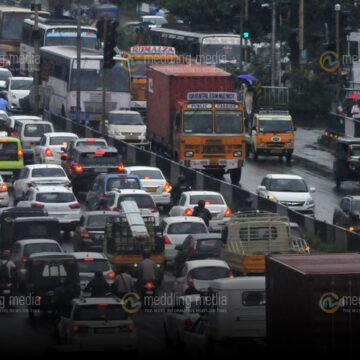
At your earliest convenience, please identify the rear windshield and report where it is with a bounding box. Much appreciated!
[0,142,18,161]
[106,177,141,191]
[190,195,224,205]
[77,259,111,273]
[32,168,66,178]
[118,195,154,208]
[73,305,128,321]
[87,215,117,227]
[196,239,223,252]
[168,222,207,235]
[80,152,119,166]
[49,136,76,146]
[24,243,61,256]
[242,291,266,306]
[24,124,52,137]
[190,266,229,280]
[0,120,9,132]
[130,170,163,180]
[36,192,76,203]
[14,222,59,241]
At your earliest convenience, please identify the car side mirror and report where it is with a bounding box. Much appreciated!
[309,187,316,193]
[257,185,266,193]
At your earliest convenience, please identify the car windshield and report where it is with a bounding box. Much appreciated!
[36,192,76,203]
[49,136,76,146]
[80,152,119,166]
[73,305,128,321]
[107,178,141,191]
[183,111,212,134]
[130,170,163,180]
[118,195,154,208]
[269,179,308,192]
[0,142,18,161]
[87,214,117,227]
[215,111,243,134]
[24,243,61,256]
[77,259,110,273]
[10,79,33,90]
[32,168,66,178]
[168,222,207,235]
[259,119,293,133]
[190,266,230,280]
[108,113,144,125]
[24,124,52,137]
[196,239,223,252]
[189,195,224,205]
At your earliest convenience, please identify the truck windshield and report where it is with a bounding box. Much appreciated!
[183,111,212,134]
[259,119,292,133]
[215,111,243,134]
[108,112,144,125]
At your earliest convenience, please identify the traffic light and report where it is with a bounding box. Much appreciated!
[243,31,250,39]
[103,20,119,69]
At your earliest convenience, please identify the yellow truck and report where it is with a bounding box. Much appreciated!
[221,211,310,275]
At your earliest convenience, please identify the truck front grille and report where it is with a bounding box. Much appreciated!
[267,142,285,148]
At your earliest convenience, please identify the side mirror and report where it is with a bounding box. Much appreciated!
[257,185,266,193]
[309,187,316,193]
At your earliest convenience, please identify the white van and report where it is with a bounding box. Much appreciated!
[204,277,266,342]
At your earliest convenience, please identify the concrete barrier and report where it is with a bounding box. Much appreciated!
[46,111,360,252]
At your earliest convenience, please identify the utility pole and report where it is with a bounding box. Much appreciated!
[335,4,341,103]
[271,0,276,87]
[102,17,108,138]
[244,0,249,62]
[32,0,41,115]
[299,0,304,71]
[76,0,81,123]
[239,0,244,72]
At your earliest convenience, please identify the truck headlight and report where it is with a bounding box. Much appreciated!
[233,151,242,157]
[287,142,293,148]
[185,151,194,157]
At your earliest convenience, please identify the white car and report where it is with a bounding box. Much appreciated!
[9,115,42,134]
[173,259,233,295]
[57,297,137,352]
[126,166,171,206]
[105,189,160,226]
[6,77,33,110]
[169,191,232,232]
[34,132,78,165]
[70,252,115,293]
[257,174,316,216]
[13,164,70,201]
[0,175,9,207]
[160,216,209,263]
[17,185,81,230]
[164,294,201,347]
[0,68,12,89]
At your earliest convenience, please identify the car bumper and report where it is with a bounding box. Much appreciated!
[55,214,82,229]
[289,206,315,216]
[42,157,61,165]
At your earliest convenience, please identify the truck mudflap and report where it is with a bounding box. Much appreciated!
[243,255,266,275]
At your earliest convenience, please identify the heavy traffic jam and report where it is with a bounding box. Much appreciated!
[0,1,360,358]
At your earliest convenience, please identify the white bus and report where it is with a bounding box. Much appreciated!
[147,27,242,68]
[20,17,98,76]
[40,46,131,123]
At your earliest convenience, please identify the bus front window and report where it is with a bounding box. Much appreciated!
[2,13,29,40]
[201,44,240,64]
[183,111,212,134]
[45,30,98,48]
[215,111,243,134]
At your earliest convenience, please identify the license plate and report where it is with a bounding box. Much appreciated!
[2,290,10,295]
[94,168,108,172]
[146,187,157,193]
[125,136,139,140]
[95,328,114,334]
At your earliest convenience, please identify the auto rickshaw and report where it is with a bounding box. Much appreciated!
[25,253,80,320]
[333,137,360,189]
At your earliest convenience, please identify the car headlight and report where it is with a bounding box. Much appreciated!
[305,198,314,206]
[185,151,194,157]
[233,151,242,157]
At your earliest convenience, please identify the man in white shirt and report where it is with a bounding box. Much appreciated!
[351,100,360,118]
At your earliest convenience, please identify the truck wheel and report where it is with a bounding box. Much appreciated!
[286,154,292,164]
[230,168,241,185]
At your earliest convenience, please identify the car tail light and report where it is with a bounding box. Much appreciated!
[17,149,23,157]
[185,208,193,216]
[184,318,193,328]
[94,151,105,156]
[10,132,15,136]
[83,257,94,262]
[97,303,109,308]
[45,148,53,156]
[145,281,155,290]
[62,153,68,158]
[73,325,88,333]
[31,203,44,208]
[69,203,80,209]
[112,207,120,211]
[21,256,28,263]
[117,164,125,172]
[81,228,90,239]
[0,184,8,193]
[205,201,211,205]
[107,271,115,280]
[187,273,194,288]
[74,164,84,173]
[36,295,43,301]
[150,206,158,213]
[163,182,171,193]
[86,138,96,142]
[225,208,232,217]
[164,236,172,245]
[229,271,235,279]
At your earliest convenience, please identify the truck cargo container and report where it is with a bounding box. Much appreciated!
[266,253,360,355]
[147,64,246,184]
